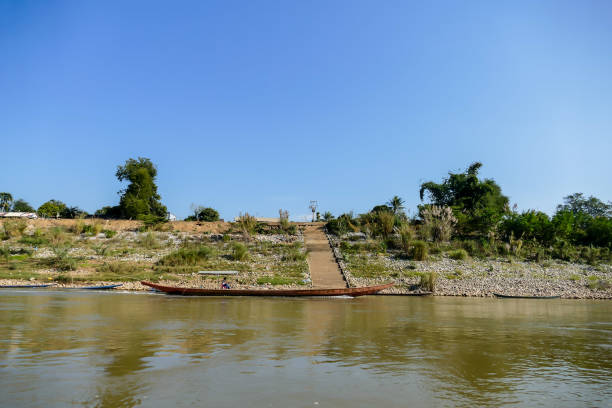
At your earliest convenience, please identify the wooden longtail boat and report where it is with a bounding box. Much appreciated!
[141,281,393,297]
[493,293,560,299]
[65,284,123,290]
[0,284,54,288]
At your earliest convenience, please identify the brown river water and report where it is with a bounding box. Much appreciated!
[0,290,610,407]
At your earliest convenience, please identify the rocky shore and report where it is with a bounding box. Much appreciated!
[327,234,612,299]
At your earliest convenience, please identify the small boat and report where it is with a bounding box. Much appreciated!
[0,284,54,288]
[493,293,560,299]
[141,281,393,297]
[64,284,123,290]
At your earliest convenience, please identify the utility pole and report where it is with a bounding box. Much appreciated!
[309,201,318,222]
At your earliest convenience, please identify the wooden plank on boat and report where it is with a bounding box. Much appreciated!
[198,271,239,275]
[493,293,560,299]
[141,281,393,297]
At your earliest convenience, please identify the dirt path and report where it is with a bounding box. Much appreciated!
[304,226,347,288]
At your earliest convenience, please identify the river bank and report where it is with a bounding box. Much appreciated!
[1,219,611,298]
[327,234,612,299]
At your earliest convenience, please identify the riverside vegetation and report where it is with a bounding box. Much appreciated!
[325,163,611,298]
[2,159,611,297]
[0,218,309,289]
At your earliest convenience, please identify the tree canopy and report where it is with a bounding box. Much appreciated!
[556,193,612,218]
[185,206,220,222]
[116,157,167,220]
[0,192,13,212]
[11,199,35,212]
[37,200,67,218]
[419,162,509,236]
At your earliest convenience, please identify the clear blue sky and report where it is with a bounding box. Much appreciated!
[1,0,611,220]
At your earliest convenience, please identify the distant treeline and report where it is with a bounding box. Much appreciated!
[325,162,611,261]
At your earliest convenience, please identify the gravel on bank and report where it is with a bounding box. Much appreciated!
[326,234,612,299]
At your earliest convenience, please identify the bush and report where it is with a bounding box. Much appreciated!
[448,249,469,260]
[282,242,307,262]
[157,245,214,266]
[19,229,48,246]
[47,246,78,271]
[103,229,117,238]
[1,220,27,239]
[236,213,257,236]
[412,241,428,261]
[138,233,159,249]
[397,224,414,255]
[97,262,142,276]
[419,271,437,292]
[54,274,72,283]
[231,242,249,261]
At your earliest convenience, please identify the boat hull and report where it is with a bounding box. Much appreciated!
[65,284,123,290]
[493,293,560,299]
[141,281,393,297]
[0,284,53,288]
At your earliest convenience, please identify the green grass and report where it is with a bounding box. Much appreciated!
[448,249,469,260]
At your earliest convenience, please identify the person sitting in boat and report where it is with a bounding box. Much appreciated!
[221,277,230,289]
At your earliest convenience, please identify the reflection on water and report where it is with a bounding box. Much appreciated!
[0,291,610,407]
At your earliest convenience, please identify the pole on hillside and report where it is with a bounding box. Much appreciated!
[309,201,318,222]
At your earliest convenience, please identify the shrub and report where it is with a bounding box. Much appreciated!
[54,274,72,283]
[19,229,48,246]
[97,262,142,276]
[138,233,159,249]
[397,224,414,255]
[81,221,103,236]
[157,245,214,266]
[222,234,231,242]
[93,245,109,256]
[282,242,307,262]
[412,241,428,261]
[419,271,437,292]
[236,213,257,236]
[1,220,28,239]
[103,229,117,238]
[48,246,77,271]
[377,211,395,239]
[232,242,249,261]
[420,205,457,242]
[587,276,610,291]
[448,249,469,260]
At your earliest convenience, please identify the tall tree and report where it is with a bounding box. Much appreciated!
[12,199,35,212]
[419,162,509,236]
[37,200,67,218]
[387,195,405,215]
[556,193,612,218]
[116,157,167,219]
[0,192,13,212]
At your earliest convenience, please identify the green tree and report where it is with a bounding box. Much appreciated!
[419,162,509,236]
[11,199,35,212]
[387,195,405,215]
[500,210,554,245]
[186,206,220,222]
[556,193,612,218]
[0,192,13,212]
[37,200,67,218]
[116,157,167,220]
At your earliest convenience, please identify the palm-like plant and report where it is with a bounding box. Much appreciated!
[0,192,13,212]
[387,195,405,215]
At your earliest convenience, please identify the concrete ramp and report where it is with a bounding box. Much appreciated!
[304,226,347,288]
